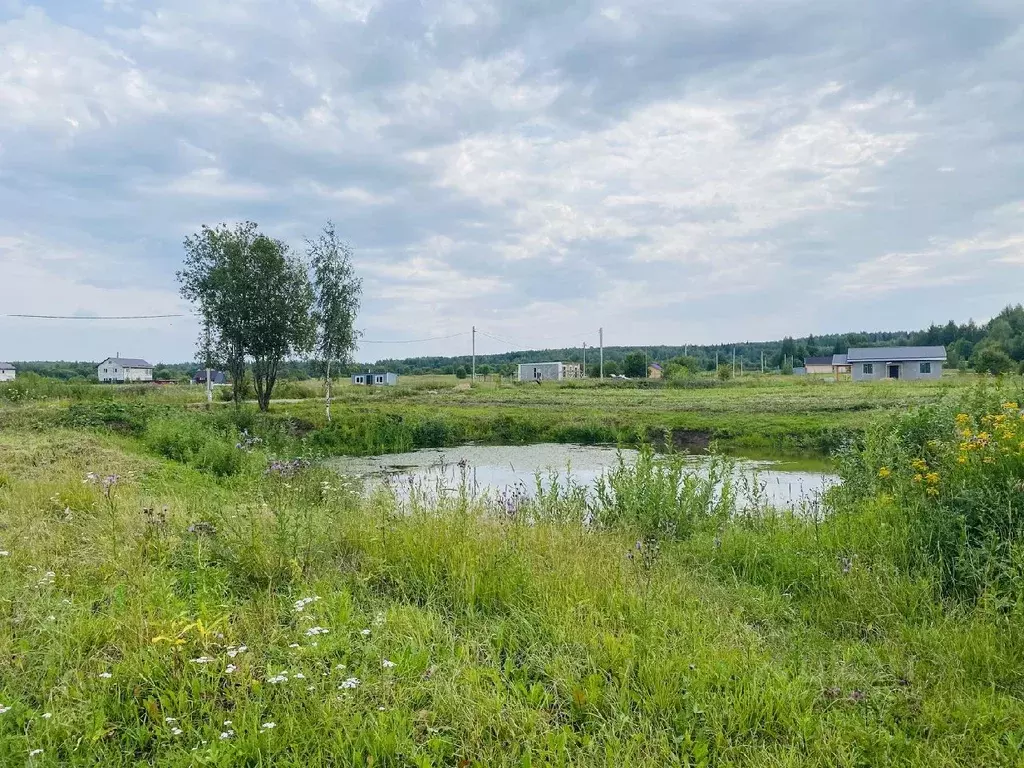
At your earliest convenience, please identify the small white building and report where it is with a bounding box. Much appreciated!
[352,371,398,386]
[98,357,154,383]
[517,362,583,382]
[0,362,15,382]
[848,346,946,381]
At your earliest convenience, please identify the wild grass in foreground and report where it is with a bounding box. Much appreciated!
[2,384,1024,765]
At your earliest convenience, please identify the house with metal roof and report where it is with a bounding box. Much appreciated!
[97,357,154,383]
[847,346,946,381]
[0,362,15,382]
[352,371,398,386]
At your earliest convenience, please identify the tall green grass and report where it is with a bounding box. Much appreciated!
[3,384,1024,764]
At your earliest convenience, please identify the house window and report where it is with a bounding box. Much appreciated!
[863,363,874,375]
[920,362,932,374]
[376,376,383,383]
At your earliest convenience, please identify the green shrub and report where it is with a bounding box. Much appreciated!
[590,447,736,539]
[837,383,1024,597]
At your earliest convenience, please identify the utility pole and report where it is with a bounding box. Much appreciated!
[599,327,604,379]
[715,350,719,370]
[761,350,765,374]
[732,347,736,376]
[471,326,476,381]
[645,350,649,378]
[582,342,587,378]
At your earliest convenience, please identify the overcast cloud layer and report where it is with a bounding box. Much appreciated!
[1,0,1022,363]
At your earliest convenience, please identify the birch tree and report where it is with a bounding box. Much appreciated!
[308,221,362,421]
[178,222,314,411]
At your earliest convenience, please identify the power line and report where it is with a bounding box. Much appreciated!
[3,313,186,320]
[358,332,470,344]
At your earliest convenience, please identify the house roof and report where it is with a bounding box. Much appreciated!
[804,356,833,366]
[0,362,14,370]
[193,370,226,382]
[649,363,663,370]
[100,357,153,368]
[832,353,849,365]
[846,346,947,363]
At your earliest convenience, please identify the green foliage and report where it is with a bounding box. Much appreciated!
[621,351,647,378]
[972,344,1015,375]
[717,363,733,380]
[590,447,735,539]
[178,221,315,411]
[837,384,1024,597]
[454,366,467,379]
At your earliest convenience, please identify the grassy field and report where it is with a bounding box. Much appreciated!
[1,373,981,457]
[2,376,1024,765]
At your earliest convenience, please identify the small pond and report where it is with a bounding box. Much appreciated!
[326,443,839,511]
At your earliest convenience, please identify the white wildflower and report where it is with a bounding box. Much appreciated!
[0,705,11,715]
[307,685,315,691]
[165,718,177,724]
[267,673,288,684]
[293,596,320,612]
[335,663,347,670]
[191,656,215,664]
[288,643,300,649]
[29,749,43,757]
[171,727,183,736]
[261,722,275,730]
[381,659,396,669]
[294,672,305,679]
[41,713,52,720]
[226,644,247,658]
[47,615,55,622]
[223,720,232,726]
[98,672,112,679]
[220,730,235,740]
[0,551,9,557]
[360,629,371,636]
[305,626,329,636]
[378,706,386,711]
[373,612,385,626]
[338,677,361,689]
[225,664,237,674]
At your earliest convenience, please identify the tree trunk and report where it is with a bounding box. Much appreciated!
[325,358,332,422]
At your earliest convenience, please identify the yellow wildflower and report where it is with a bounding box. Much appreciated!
[911,458,928,472]
[877,467,892,479]
[925,472,940,485]
[957,455,968,464]
[913,474,924,483]
[926,487,939,497]
[956,413,971,424]
[1002,402,1018,410]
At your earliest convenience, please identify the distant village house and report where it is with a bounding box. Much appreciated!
[847,346,946,381]
[832,354,852,375]
[193,370,227,385]
[352,372,398,386]
[0,362,15,382]
[648,363,663,379]
[97,357,153,383]
[803,356,834,375]
[517,362,583,382]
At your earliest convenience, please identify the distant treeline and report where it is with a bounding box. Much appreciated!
[12,304,1024,380]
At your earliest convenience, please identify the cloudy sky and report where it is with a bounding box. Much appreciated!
[1,0,1022,363]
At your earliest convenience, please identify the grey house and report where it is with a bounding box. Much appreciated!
[517,362,583,382]
[847,346,946,381]
[352,372,398,386]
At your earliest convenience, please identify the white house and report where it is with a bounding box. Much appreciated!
[0,362,15,382]
[97,357,154,383]
[847,346,946,381]
[517,362,583,382]
[352,371,398,386]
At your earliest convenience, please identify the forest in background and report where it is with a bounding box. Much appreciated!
[11,304,1024,381]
